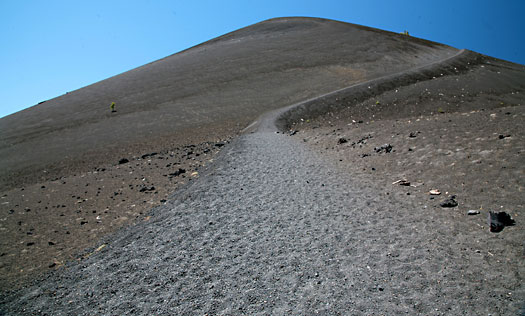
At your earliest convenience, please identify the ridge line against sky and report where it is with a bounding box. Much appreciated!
[1,0,524,119]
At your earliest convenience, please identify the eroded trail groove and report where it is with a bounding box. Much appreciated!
[2,127,522,315]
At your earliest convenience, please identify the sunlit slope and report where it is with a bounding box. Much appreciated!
[0,17,457,188]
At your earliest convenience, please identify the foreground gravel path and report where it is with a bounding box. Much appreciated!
[2,124,523,315]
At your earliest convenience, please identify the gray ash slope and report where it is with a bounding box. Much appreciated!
[0,17,456,190]
[2,17,523,315]
[3,127,522,315]
[2,49,524,315]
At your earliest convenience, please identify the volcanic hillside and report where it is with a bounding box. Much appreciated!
[1,17,525,315]
[0,17,457,190]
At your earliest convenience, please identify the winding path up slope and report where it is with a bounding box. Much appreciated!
[0,17,457,191]
[2,48,522,315]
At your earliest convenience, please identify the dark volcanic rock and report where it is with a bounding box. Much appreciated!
[440,195,458,208]
[409,131,419,138]
[374,144,393,154]
[169,168,186,177]
[139,186,156,193]
[141,152,158,159]
[488,211,515,232]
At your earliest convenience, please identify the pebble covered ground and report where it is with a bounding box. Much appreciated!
[1,126,523,315]
[1,18,524,315]
[0,139,231,289]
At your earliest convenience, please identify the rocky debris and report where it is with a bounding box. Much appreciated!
[141,152,158,159]
[118,158,129,165]
[467,210,480,215]
[498,134,511,139]
[374,144,393,154]
[338,137,348,144]
[429,189,441,195]
[215,142,225,148]
[440,195,458,208]
[289,130,298,136]
[168,168,186,177]
[409,131,420,138]
[139,186,156,193]
[351,134,372,148]
[487,211,515,232]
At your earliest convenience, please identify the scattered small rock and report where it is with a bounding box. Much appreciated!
[118,158,129,165]
[467,210,480,215]
[488,211,515,232]
[374,144,393,153]
[169,168,186,177]
[429,189,441,195]
[409,131,419,138]
[440,195,458,208]
[141,152,158,159]
[498,134,511,139]
[338,137,348,144]
[352,134,372,148]
[215,142,225,147]
[139,186,156,192]
[289,130,298,136]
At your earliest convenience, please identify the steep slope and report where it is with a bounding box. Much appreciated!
[0,17,457,190]
[2,50,524,316]
[0,17,463,290]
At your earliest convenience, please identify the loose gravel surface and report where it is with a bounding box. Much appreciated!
[0,139,231,289]
[2,124,523,315]
[1,18,523,315]
[0,17,459,288]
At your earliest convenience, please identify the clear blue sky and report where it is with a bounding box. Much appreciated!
[1,0,523,118]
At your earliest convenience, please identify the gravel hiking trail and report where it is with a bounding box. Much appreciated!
[2,49,523,315]
[1,118,522,315]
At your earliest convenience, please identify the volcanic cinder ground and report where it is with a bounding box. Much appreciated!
[0,17,524,315]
